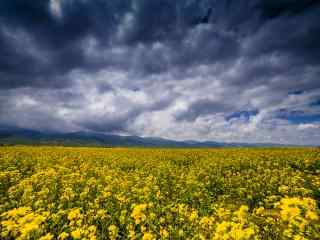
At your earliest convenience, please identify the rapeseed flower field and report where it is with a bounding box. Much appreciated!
[0,146,319,239]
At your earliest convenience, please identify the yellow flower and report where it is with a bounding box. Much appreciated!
[142,232,154,240]
[88,225,97,234]
[160,228,169,238]
[68,208,81,221]
[178,229,184,237]
[39,233,54,240]
[128,229,136,239]
[294,235,307,240]
[58,232,69,240]
[199,216,214,228]
[279,197,318,222]
[254,207,264,215]
[108,225,118,240]
[215,221,233,235]
[71,229,82,239]
[189,209,198,222]
[141,225,147,232]
[306,210,318,221]
[216,207,230,218]
[2,144,320,240]
[131,204,147,224]
[4,207,32,218]
[103,191,112,198]
[236,205,249,222]
[116,194,127,203]
[1,220,17,233]
[20,222,40,237]
[214,221,256,240]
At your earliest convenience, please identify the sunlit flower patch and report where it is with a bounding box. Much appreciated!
[0,146,319,239]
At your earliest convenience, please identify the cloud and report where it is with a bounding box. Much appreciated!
[49,0,63,18]
[0,0,319,144]
[175,98,235,121]
[298,123,320,130]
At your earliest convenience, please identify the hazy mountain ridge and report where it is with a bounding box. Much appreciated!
[0,128,295,147]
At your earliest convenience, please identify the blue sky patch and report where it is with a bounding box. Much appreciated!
[276,109,320,124]
[226,110,259,121]
[310,99,320,107]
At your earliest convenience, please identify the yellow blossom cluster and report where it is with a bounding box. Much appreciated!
[277,197,319,239]
[1,207,47,239]
[0,146,319,239]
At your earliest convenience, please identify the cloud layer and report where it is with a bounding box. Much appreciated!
[0,0,320,145]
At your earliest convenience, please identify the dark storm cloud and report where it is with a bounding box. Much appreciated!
[259,0,319,19]
[0,0,320,143]
[175,98,235,121]
[0,0,131,88]
[75,113,135,133]
[0,0,131,46]
[1,0,319,87]
[246,4,320,65]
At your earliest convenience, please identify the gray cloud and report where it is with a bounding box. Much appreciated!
[0,0,320,144]
[175,98,235,121]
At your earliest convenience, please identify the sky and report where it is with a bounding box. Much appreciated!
[0,0,320,145]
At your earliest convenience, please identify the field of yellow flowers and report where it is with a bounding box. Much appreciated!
[0,146,319,239]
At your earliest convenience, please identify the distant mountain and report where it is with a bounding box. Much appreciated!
[0,127,292,147]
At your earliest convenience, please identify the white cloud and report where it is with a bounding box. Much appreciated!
[298,123,320,130]
[50,0,63,18]
[2,62,320,145]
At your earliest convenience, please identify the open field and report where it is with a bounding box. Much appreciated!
[0,146,319,239]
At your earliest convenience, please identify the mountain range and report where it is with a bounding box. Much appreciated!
[0,127,295,147]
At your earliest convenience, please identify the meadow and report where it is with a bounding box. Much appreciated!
[0,146,319,239]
